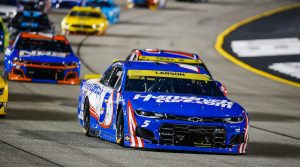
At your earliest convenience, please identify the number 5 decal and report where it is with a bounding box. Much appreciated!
[141,120,151,127]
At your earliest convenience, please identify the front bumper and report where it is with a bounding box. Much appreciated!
[62,25,107,35]
[124,111,249,154]
[7,62,80,85]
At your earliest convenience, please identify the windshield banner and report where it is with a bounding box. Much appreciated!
[127,70,211,81]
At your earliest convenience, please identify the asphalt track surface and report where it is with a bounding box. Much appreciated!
[1,0,300,166]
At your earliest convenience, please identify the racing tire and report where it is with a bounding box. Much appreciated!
[83,99,91,137]
[116,109,124,146]
[0,115,6,119]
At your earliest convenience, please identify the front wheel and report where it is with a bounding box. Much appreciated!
[116,109,124,146]
[83,99,91,137]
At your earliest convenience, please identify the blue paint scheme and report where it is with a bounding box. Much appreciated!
[4,33,80,84]
[82,0,120,24]
[78,61,249,154]
[51,0,83,8]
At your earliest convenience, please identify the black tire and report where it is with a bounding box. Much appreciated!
[0,115,6,119]
[83,99,91,137]
[116,109,124,146]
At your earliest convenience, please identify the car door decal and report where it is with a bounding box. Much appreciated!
[99,89,114,128]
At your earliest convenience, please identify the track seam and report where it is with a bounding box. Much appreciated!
[0,139,64,167]
[76,35,98,74]
[251,126,300,141]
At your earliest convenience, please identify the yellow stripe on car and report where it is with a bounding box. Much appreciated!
[83,74,102,80]
[127,70,211,81]
[138,56,202,64]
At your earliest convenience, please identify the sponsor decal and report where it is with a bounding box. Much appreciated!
[127,70,211,81]
[133,94,234,109]
[19,50,67,58]
[125,135,130,141]
[155,71,185,76]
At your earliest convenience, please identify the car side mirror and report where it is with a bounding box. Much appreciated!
[215,81,228,96]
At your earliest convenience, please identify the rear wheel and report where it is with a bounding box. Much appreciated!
[116,109,124,146]
[83,99,91,137]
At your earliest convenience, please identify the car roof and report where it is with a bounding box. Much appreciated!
[135,49,199,59]
[122,61,210,76]
[71,6,101,13]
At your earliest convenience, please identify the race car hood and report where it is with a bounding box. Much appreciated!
[125,92,245,118]
[14,50,79,63]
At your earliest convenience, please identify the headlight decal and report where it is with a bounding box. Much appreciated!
[127,100,144,148]
[135,110,164,119]
[238,111,249,154]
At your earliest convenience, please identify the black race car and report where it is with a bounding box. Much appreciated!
[8,11,55,40]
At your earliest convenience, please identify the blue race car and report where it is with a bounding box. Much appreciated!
[8,11,55,40]
[4,32,80,84]
[52,0,82,8]
[78,61,249,154]
[82,0,120,24]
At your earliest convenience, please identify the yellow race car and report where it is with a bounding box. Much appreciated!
[0,76,8,118]
[61,6,108,35]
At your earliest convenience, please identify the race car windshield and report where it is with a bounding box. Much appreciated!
[69,11,101,18]
[85,1,112,7]
[9,13,51,31]
[0,0,17,5]
[125,76,224,97]
[16,38,72,53]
